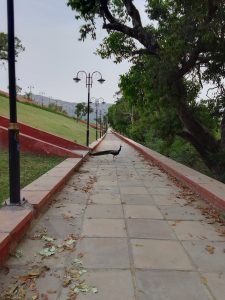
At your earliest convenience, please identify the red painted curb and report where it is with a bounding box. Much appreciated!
[114,132,225,212]
[0,134,106,266]
[0,116,88,151]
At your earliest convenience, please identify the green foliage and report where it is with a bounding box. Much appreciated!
[0,32,25,61]
[0,151,64,205]
[96,32,137,63]
[0,95,96,145]
[74,102,94,122]
[68,0,225,178]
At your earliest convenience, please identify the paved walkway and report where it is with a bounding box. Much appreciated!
[0,133,225,299]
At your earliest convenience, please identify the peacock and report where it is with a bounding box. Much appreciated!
[90,145,122,159]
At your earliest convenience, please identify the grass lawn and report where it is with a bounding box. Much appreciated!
[0,95,97,205]
[0,151,65,205]
[0,95,96,145]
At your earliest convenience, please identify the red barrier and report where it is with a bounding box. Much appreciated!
[0,116,88,151]
[0,126,82,158]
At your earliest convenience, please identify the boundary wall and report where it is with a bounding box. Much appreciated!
[114,132,225,211]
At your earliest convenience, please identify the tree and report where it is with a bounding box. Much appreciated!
[68,0,225,181]
[74,102,94,122]
[75,102,86,122]
[0,32,25,63]
[16,85,22,95]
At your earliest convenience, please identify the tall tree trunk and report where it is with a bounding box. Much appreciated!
[174,79,225,180]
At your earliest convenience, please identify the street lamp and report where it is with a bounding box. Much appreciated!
[73,71,105,146]
[98,99,106,137]
[39,92,45,107]
[27,85,34,101]
[91,97,105,140]
[7,0,20,204]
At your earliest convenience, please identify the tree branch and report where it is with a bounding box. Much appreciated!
[220,109,225,150]
[206,0,218,22]
[123,0,142,28]
[100,0,158,54]
[178,1,218,77]
[177,131,206,156]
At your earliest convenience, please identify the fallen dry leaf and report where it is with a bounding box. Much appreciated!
[47,289,57,294]
[205,244,215,254]
[200,276,208,285]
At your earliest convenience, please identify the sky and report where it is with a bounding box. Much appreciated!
[0,0,134,104]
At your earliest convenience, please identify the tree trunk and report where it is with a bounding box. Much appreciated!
[174,79,225,180]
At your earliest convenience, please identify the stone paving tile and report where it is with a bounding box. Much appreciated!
[89,193,121,204]
[94,180,118,187]
[96,175,118,181]
[131,239,193,270]
[28,216,82,239]
[55,190,88,204]
[135,270,214,300]
[182,241,225,272]
[35,268,63,299]
[76,238,130,268]
[153,194,189,206]
[75,270,135,300]
[127,219,176,239]
[2,133,225,300]
[82,219,126,237]
[6,239,48,266]
[45,203,85,218]
[85,204,123,218]
[124,205,164,219]
[120,186,148,195]
[0,264,64,299]
[202,272,225,300]
[121,194,155,205]
[147,186,179,196]
[143,178,174,187]
[118,180,145,187]
[159,204,205,221]
[169,220,225,241]
[91,186,120,194]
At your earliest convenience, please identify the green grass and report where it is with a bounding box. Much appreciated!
[0,151,65,205]
[0,95,96,145]
[0,95,97,205]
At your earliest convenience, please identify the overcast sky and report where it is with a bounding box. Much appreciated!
[0,0,134,104]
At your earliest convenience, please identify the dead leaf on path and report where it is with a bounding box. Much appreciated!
[200,276,208,285]
[19,266,50,282]
[171,220,181,226]
[41,294,49,300]
[62,213,75,220]
[42,235,55,242]
[55,204,66,208]
[39,246,57,257]
[47,289,57,294]
[11,249,23,258]
[205,244,215,254]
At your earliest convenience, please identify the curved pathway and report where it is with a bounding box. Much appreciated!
[0,133,225,299]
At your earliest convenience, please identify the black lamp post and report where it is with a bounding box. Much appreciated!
[27,85,34,101]
[95,100,99,140]
[73,71,105,147]
[91,97,105,140]
[98,99,106,137]
[40,92,45,107]
[7,0,20,204]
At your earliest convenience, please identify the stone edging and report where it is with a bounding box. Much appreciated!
[114,132,225,212]
[0,135,105,265]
